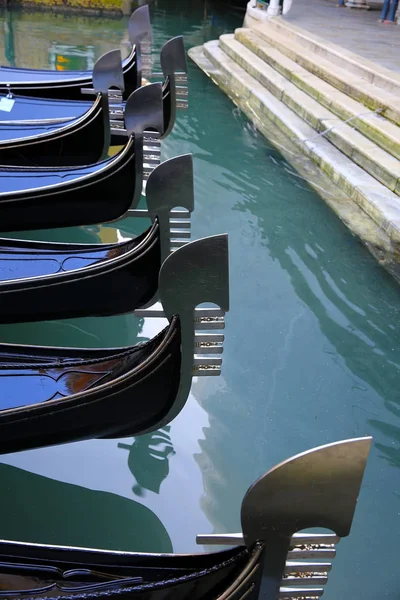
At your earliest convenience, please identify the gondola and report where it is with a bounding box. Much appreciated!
[0,93,108,167]
[0,36,188,144]
[0,5,150,101]
[0,153,194,323]
[0,233,229,453]
[0,49,125,167]
[0,83,164,231]
[0,437,371,599]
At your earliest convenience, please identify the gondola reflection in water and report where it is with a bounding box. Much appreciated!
[0,438,371,599]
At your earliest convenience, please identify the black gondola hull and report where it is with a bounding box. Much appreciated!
[0,79,172,145]
[0,47,138,101]
[0,319,181,453]
[0,137,137,230]
[0,95,108,167]
[0,94,91,122]
[0,224,160,323]
[0,539,262,600]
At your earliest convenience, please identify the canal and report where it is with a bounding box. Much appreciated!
[0,1,399,598]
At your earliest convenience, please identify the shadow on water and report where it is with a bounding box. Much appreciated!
[118,426,175,496]
[0,462,172,552]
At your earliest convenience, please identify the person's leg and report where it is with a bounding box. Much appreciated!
[379,0,390,19]
[386,0,398,20]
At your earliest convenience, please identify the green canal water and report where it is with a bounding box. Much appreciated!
[1,2,400,598]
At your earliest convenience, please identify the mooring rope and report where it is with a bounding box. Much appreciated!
[302,107,383,143]
[244,103,386,198]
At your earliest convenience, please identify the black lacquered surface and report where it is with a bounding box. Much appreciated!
[0,137,137,230]
[0,95,107,167]
[0,541,261,600]
[0,120,73,141]
[0,93,90,122]
[0,223,161,323]
[0,47,136,101]
[0,317,182,452]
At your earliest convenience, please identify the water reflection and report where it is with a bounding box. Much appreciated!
[191,110,400,536]
[369,419,400,469]
[163,59,400,596]
[0,7,130,69]
[0,312,145,348]
[232,140,400,467]
[0,0,240,72]
[118,426,175,496]
[3,8,16,67]
[0,462,172,552]
[48,43,96,71]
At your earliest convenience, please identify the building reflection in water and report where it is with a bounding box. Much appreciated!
[184,113,400,600]
[3,7,16,67]
[0,7,130,70]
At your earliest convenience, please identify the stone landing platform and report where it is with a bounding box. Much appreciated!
[189,2,400,280]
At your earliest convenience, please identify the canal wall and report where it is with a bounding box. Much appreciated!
[188,9,400,279]
[0,0,132,15]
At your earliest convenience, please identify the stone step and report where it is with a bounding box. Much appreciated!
[199,39,400,243]
[268,17,400,97]
[247,24,400,127]
[235,27,400,162]
[219,34,400,195]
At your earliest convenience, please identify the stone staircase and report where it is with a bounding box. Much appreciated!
[189,17,400,247]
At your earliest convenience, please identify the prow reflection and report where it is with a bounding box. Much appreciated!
[118,426,175,496]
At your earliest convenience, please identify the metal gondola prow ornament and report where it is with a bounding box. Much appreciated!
[0,437,371,597]
[90,49,125,155]
[145,153,194,262]
[160,36,188,82]
[138,233,229,433]
[242,436,372,544]
[159,36,188,139]
[92,49,125,95]
[128,4,152,46]
[128,4,153,82]
[124,82,164,191]
[92,49,125,159]
[198,436,372,600]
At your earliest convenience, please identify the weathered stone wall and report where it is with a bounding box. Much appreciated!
[0,0,133,15]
